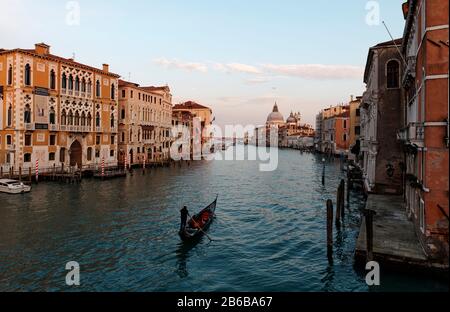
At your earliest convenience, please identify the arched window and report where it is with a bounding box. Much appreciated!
[8,65,12,85]
[50,70,56,89]
[24,104,31,123]
[387,60,400,89]
[75,76,80,91]
[61,109,67,125]
[87,113,92,127]
[96,80,101,97]
[110,113,115,128]
[87,79,92,94]
[49,107,56,124]
[7,105,12,126]
[96,112,100,127]
[68,75,74,90]
[81,78,86,92]
[62,73,67,89]
[24,64,31,86]
[81,112,86,126]
[111,83,115,100]
[74,111,80,126]
[68,110,73,125]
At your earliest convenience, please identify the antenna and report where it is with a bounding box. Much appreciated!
[382,21,407,65]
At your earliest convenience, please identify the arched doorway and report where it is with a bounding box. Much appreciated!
[70,140,82,168]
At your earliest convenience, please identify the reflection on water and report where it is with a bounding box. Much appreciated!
[0,146,447,292]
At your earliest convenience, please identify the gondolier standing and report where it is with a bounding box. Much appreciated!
[180,206,189,232]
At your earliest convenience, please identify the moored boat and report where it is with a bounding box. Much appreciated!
[179,196,218,242]
[0,179,32,194]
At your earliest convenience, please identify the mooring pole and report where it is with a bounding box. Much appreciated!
[336,184,342,227]
[326,199,334,261]
[322,158,326,186]
[340,179,345,219]
[365,209,376,262]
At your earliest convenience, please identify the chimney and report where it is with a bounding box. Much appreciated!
[35,43,50,55]
[103,64,109,72]
[350,95,354,102]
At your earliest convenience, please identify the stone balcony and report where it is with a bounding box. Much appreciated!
[398,122,424,147]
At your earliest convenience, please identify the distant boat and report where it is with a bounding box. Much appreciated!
[0,179,31,194]
[179,196,218,242]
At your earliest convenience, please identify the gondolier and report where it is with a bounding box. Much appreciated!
[180,206,189,232]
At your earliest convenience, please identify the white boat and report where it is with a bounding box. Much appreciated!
[0,179,32,194]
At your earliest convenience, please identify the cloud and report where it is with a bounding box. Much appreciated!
[261,64,364,80]
[245,76,271,84]
[153,57,208,73]
[225,63,262,74]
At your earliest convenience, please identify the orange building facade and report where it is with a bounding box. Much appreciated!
[0,43,120,171]
[400,0,449,260]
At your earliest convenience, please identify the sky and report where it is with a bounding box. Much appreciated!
[0,0,406,128]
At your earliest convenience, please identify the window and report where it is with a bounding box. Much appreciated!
[61,109,67,125]
[74,111,80,126]
[138,93,141,100]
[6,135,12,145]
[24,104,31,123]
[24,64,31,86]
[24,153,31,163]
[62,73,67,89]
[387,60,400,89]
[111,135,115,145]
[130,90,133,98]
[96,112,100,127]
[75,76,80,91]
[121,109,125,119]
[25,134,32,146]
[50,134,56,146]
[87,147,92,161]
[419,198,425,233]
[68,75,73,90]
[81,112,86,126]
[121,132,125,142]
[95,149,100,158]
[49,152,56,161]
[122,90,126,98]
[356,108,360,117]
[111,83,115,100]
[96,80,101,97]
[96,135,100,145]
[87,113,92,127]
[60,148,66,162]
[50,70,56,90]
[355,126,361,135]
[343,120,347,129]
[87,79,92,94]
[68,110,73,126]
[7,65,12,85]
[81,78,86,92]
[110,113,115,128]
[110,150,115,157]
[343,134,347,142]
[7,105,12,126]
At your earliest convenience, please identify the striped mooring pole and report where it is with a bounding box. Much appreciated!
[35,159,39,183]
[101,157,105,178]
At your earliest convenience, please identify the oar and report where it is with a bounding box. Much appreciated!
[187,212,214,242]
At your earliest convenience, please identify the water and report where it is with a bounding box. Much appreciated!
[0,146,447,292]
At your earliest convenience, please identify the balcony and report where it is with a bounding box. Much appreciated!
[6,144,15,151]
[25,123,35,131]
[61,88,67,95]
[49,124,59,131]
[398,122,424,146]
[95,127,102,133]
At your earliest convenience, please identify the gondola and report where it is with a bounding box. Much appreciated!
[179,196,218,242]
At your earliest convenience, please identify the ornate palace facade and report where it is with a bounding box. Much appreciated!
[0,43,120,171]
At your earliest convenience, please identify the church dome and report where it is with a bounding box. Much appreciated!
[267,103,284,124]
[286,112,297,124]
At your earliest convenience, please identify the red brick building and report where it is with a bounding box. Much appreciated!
[400,0,449,260]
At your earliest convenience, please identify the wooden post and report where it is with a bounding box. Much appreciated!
[0,166,3,178]
[326,199,334,261]
[322,158,325,186]
[336,184,342,227]
[53,164,56,181]
[28,167,32,183]
[365,209,376,262]
[340,179,345,219]
[19,167,22,183]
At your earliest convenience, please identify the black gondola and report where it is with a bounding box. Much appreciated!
[179,196,218,242]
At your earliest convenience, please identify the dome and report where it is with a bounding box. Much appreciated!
[267,103,284,124]
[286,112,297,124]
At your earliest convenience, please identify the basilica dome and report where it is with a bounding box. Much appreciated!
[267,103,285,125]
[286,112,297,124]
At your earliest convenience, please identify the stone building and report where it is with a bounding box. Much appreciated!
[348,96,362,161]
[399,0,449,260]
[172,101,213,146]
[0,43,119,171]
[118,80,172,165]
[360,39,404,195]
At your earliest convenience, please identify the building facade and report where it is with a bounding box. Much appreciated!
[349,96,362,161]
[399,0,449,260]
[172,101,213,146]
[118,80,172,165]
[361,39,404,195]
[0,43,119,171]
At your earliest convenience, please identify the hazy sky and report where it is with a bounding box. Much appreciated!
[1,0,406,128]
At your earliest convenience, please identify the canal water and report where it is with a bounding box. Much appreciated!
[0,146,447,292]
